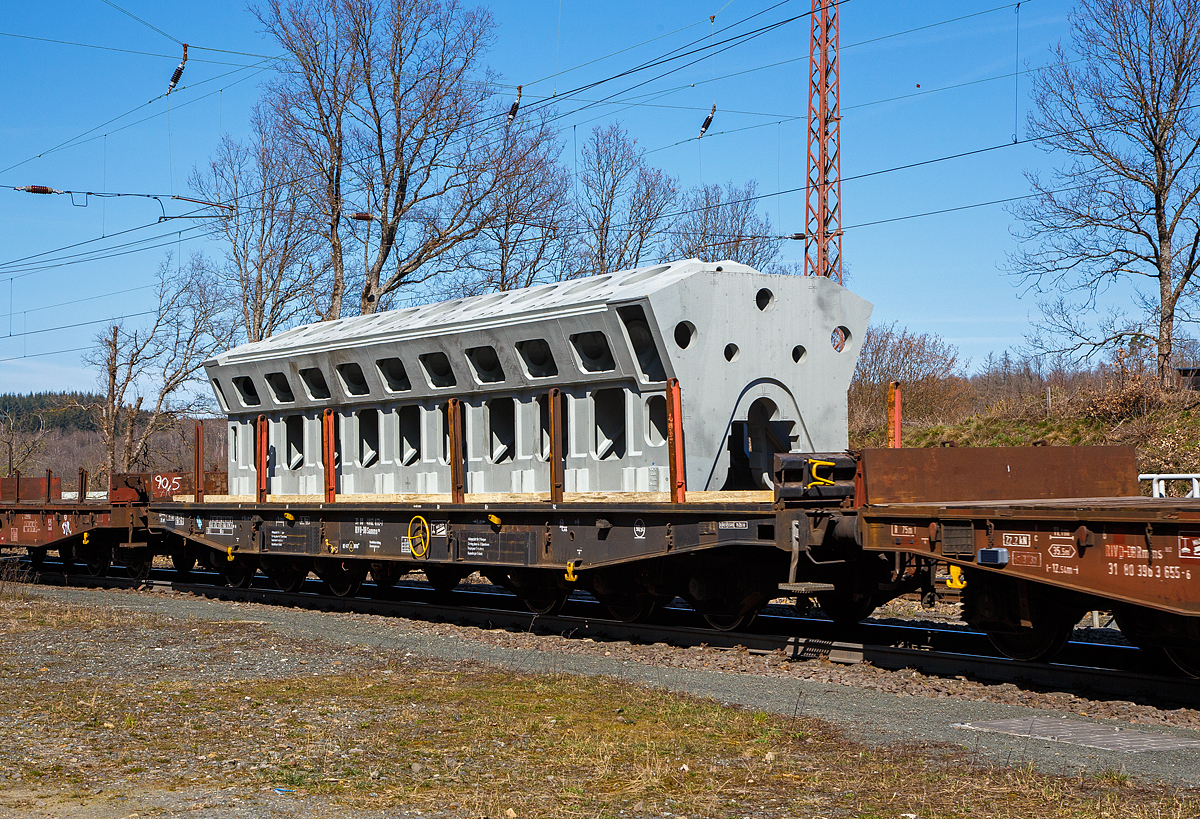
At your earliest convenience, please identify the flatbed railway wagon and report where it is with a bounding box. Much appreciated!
[3,261,1199,676]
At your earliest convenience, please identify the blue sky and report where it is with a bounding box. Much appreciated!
[0,0,1082,393]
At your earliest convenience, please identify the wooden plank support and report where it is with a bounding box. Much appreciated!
[77,468,88,502]
[45,469,52,504]
[448,398,466,504]
[665,378,686,503]
[321,409,336,503]
[194,420,205,503]
[255,414,269,504]
[548,388,565,504]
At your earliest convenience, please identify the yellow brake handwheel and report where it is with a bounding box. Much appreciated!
[408,516,430,559]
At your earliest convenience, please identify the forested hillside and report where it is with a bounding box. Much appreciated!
[0,393,99,432]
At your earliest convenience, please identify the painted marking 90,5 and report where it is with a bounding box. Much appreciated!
[153,474,182,494]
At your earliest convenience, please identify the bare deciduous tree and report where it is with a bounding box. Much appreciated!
[576,123,677,276]
[0,410,47,476]
[848,322,967,432]
[667,180,781,268]
[1011,0,1200,386]
[347,0,504,311]
[190,106,322,343]
[82,255,232,481]
[437,114,575,297]
[260,0,565,315]
[257,0,359,320]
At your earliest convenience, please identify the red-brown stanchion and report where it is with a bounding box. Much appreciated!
[887,381,902,449]
[322,409,336,503]
[194,420,205,503]
[255,414,269,503]
[548,388,565,504]
[666,378,687,503]
[447,398,466,504]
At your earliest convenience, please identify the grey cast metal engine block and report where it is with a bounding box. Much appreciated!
[204,259,873,497]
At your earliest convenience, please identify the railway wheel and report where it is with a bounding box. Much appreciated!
[1163,647,1200,678]
[122,548,153,582]
[1115,607,1200,676]
[219,559,256,588]
[702,610,755,632]
[170,552,197,576]
[986,622,1073,663]
[422,565,464,595]
[599,595,659,623]
[370,562,405,594]
[522,590,569,616]
[815,589,877,626]
[963,570,1082,663]
[316,559,366,598]
[80,546,111,578]
[263,559,308,593]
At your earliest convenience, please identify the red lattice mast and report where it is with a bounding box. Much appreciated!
[805,0,842,284]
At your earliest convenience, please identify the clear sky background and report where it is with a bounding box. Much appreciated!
[0,0,1086,394]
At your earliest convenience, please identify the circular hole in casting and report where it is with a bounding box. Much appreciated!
[674,321,696,349]
[831,326,851,352]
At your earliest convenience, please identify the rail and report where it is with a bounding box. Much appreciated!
[19,561,1200,704]
[1138,472,1200,498]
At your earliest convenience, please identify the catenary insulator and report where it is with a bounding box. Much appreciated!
[166,44,189,95]
[507,85,523,126]
[697,104,715,139]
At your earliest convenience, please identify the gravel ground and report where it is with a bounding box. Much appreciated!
[22,583,1191,731]
[3,584,1198,819]
[14,584,1200,788]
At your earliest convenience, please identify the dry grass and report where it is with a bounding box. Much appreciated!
[851,375,1200,480]
[0,596,171,634]
[4,669,1197,818]
[0,557,37,603]
[0,599,1194,818]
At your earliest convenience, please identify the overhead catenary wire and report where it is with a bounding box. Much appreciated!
[0,344,94,364]
[0,222,214,278]
[10,0,835,201]
[2,309,156,340]
[99,0,182,45]
[520,0,791,93]
[535,7,822,125]
[0,1,779,198]
[6,184,171,199]
[4,0,1032,348]
[19,284,157,316]
[0,126,1070,279]
[0,31,265,66]
[0,92,1096,280]
[0,0,1069,288]
[584,0,1029,130]
[644,55,1088,156]
[0,4,819,275]
[0,53,282,178]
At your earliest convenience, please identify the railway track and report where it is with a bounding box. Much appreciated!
[17,559,1200,706]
